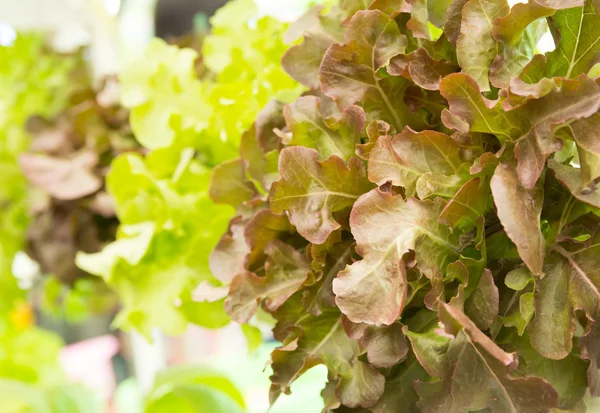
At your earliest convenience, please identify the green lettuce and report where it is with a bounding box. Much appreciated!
[77,0,303,338]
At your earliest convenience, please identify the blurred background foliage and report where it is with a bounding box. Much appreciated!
[0,0,332,412]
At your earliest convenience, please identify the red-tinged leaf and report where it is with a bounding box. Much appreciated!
[389,48,458,90]
[224,241,311,323]
[530,238,600,359]
[367,127,463,194]
[491,162,545,276]
[303,238,355,316]
[439,177,490,229]
[439,302,517,366]
[578,145,600,191]
[255,100,287,153]
[524,1,600,81]
[320,10,416,130]
[535,0,583,7]
[549,159,600,208]
[209,158,257,207]
[369,0,410,16]
[270,147,373,244]
[514,334,588,409]
[427,0,455,28]
[333,189,460,325]
[415,330,559,413]
[406,0,429,39]
[209,217,249,283]
[283,35,333,90]
[580,314,600,396]
[20,151,102,200]
[244,209,294,270]
[282,5,345,89]
[445,0,469,44]
[356,120,396,160]
[443,75,600,182]
[456,0,510,91]
[340,0,373,15]
[334,253,408,326]
[464,269,499,330]
[515,77,600,188]
[284,95,366,161]
[570,113,600,154]
[362,323,410,368]
[510,67,559,100]
[270,312,385,409]
[240,100,287,193]
[492,2,555,46]
[490,2,550,89]
[370,356,429,413]
[404,310,450,377]
[440,73,524,142]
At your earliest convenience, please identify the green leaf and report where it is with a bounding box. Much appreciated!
[525,0,600,80]
[151,365,245,409]
[241,324,263,353]
[120,39,211,150]
[405,310,450,377]
[505,266,534,291]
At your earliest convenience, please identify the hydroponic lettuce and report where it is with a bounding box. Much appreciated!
[76,0,303,337]
[210,0,600,411]
[21,76,139,288]
[0,34,81,384]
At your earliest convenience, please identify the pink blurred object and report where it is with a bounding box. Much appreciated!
[59,335,119,403]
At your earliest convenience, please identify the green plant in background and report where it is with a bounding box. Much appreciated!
[0,379,101,413]
[208,0,600,411]
[0,33,82,385]
[144,366,246,413]
[76,0,304,338]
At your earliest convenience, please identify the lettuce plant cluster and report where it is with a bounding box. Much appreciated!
[76,0,303,337]
[0,34,85,385]
[20,77,139,287]
[210,0,600,411]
